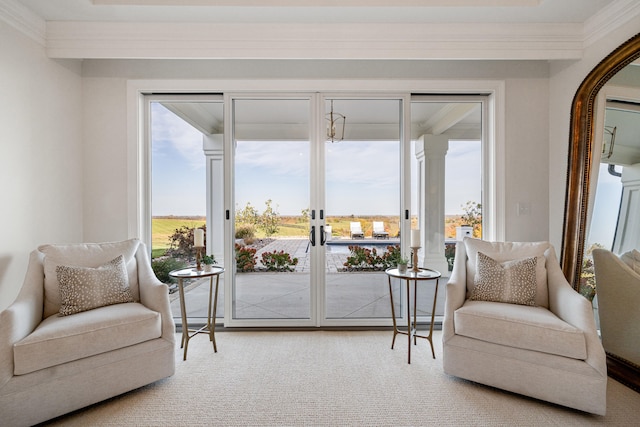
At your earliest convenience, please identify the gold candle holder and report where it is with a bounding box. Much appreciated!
[195,246,204,271]
[411,246,421,273]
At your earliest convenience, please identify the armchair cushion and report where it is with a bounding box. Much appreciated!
[470,252,537,306]
[620,248,640,274]
[40,239,141,318]
[13,302,161,375]
[57,255,134,316]
[454,300,587,360]
[464,238,549,307]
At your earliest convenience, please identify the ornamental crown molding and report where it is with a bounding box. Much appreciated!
[0,0,45,45]
[583,0,640,47]
[46,21,584,60]
[2,0,640,61]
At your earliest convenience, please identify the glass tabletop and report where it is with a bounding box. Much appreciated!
[385,267,441,280]
[169,266,224,278]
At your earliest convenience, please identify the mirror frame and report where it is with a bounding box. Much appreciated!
[561,32,640,288]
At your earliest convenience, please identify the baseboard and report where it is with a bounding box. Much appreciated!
[606,353,640,393]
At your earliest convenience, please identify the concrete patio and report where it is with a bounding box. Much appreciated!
[170,237,448,323]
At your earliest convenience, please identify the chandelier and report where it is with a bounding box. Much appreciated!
[326,100,346,143]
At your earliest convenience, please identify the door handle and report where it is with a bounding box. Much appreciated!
[309,225,316,247]
[320,225,326,246]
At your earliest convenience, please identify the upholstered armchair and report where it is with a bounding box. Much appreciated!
[443,238,607,415]
[0,239,176,426]
[593,248,640,375]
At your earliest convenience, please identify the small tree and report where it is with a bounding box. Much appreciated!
[259,199,280,237]
[461,201,482,238]
[299,207,310,224]
[166,225,206,260]
[236,202,259,228]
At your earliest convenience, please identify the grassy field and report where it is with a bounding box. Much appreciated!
[152,217,205,254]
[152,214,476,257]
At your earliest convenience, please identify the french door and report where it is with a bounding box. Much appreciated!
[226,94,408,327]
[147,91,488,328]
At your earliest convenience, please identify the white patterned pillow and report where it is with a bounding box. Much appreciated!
[463,238,549,307]
[56,255,134,316]
[470,252,537,306]
[40,239,140,318]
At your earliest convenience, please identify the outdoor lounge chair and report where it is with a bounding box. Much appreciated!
[372,221,389,239]
[350,222,364,239]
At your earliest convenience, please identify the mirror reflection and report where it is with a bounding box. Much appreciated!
[582,60,640,301]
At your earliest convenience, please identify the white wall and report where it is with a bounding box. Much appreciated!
[548,21,640,252]
[80,60,551,245]
[0,22,83,309]
[504,77,550,241]
[82,78,131,243]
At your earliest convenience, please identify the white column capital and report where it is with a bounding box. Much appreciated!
[415,134,449,160]
[203,134,224,156]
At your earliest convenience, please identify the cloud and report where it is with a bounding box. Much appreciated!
[152,103,205,171]
[235,140,309,178]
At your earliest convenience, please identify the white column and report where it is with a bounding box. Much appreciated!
[203,134,224,264]
[415,135,450,276]
[612,163,640,254]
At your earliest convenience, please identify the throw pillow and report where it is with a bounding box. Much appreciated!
[620,249,640,275]
[470,251,538,306]
[57,255,134,316]
[40,239,141,318]
[463,237,549,307]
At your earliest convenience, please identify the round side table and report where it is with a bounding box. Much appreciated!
[385,267,441,364]
[169,266,224,361]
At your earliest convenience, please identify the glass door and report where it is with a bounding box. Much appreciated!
[228,95,409,327]
[230,97,315,326]
[322,97,405,325]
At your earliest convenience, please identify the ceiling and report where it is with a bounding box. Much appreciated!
[5,0,634,140]
[162,98,482,142]
[19,0,616,24]
[7,0,636,61]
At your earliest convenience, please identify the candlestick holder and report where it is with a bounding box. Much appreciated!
[411,246,421,273]
[195,246,204,271]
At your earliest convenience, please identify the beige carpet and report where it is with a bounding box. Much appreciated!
[42,331,640,426]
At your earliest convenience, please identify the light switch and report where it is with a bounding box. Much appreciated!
[517,202,531,216]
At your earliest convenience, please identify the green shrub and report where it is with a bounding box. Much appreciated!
[235,224,256,240]
[261,250,298,272]
[166,225,206,260]
[380,245,402,269]
[152,257,187,284]
[235,243,257,272]
[343,244,400,271]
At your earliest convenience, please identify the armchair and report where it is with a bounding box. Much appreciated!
[443,238,607,415]
[593,248,640,389]
[0,239,176,426]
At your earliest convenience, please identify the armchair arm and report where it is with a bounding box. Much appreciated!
[135,244,176,346]
[443,242,468,342]
[0,250,45,388]
[547,247,606,377]
[593,248,640,365]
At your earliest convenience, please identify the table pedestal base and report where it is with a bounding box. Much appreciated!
[387,269,440,364]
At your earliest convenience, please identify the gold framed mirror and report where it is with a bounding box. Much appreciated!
[561,32,640,288]
[561,32,640,392]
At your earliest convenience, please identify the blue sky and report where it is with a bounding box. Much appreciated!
[152,103,482,217]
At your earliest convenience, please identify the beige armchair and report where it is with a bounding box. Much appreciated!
[443,238,607,415]
[0,239,176,426]
[593,248,640,379]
